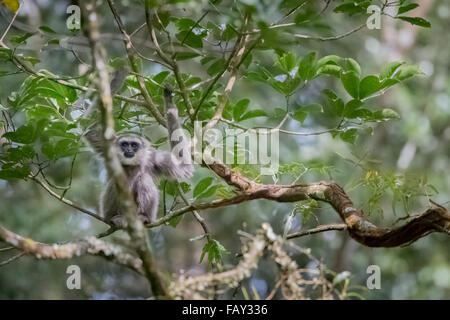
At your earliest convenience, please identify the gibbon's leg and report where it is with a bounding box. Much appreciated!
[101,180,126,228]
[133,174,159,223]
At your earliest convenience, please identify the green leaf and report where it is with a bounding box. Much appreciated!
[41,139,78,160]
[43,121,77,139]
[341,71,360,99]
[5,145,34,162]
[21,77,78,105]
[175,18,196,31]
[200,56,215,65]
[359,75,381,99]
[233,99,250,121]
[26,105,60,120]
[380,108,400,119]
[271,76,302,95]
[176,31,204,48]
[317,55,341,67]
[298,52,316,80]
[200,239,229,265]
[340,58,361,77]
[240,109,267,121]
[153,71,171,84]
[340,128,358,144]
[179,182,191,193]
[396,16,431,28]
[276,53,298,74]
[291,103,323,123]
[39,26,57,34]
[372,108,400,121]
[222,24,237,41]
[271,107,286,120]
[194,177,214,198]
[350,108,373,119]
[292,110,307,124]
[168,215,183,228]
[0,165,30,180]
[397,3,419,15]
[380,61,404,80]
[344,99,363,118]
[32,87,65,100]
[334,1,370,16]
[0,48,12,61]
[380,78,400,90]
[316,64,341,77]
[207,59,226,76]
[245,65,271,83]
[174,52,200,61]
[297,103,324,113]
[196,185,219,199]
[163,180,179,196]
[2,124,37,144]
[10,32,34,45]
[323,89,344,116]
[395,65,424,81]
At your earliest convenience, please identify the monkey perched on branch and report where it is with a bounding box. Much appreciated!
[85,88,194,227]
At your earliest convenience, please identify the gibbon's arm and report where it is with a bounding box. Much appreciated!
[82,68,128,120]
[84,128,106,156]
[83,68,127,155]
[150,89,194,180]
[150,150,193,181]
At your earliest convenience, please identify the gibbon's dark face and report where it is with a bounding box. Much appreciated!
[116,136,144,166]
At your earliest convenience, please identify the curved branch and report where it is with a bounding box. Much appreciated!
[170,223,341,299]
[80,0,171,298]
[31,176,107,225]
[178,161,450,247]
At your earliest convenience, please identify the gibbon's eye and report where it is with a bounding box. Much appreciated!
[130,142,139,150]
[120,141,129,148]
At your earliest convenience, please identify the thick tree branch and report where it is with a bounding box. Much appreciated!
[0,224,143,274]
[79,0,170,298]
[155,160,450,248]
[170,223,342,299]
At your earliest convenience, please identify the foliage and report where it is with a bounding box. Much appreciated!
[0,0,448,300]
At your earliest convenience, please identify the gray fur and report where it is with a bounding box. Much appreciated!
[85,104,193,228]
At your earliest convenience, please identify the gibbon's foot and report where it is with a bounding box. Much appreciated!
[110,215,127,229]
[139,215,153,224]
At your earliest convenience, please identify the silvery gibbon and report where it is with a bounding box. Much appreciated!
[85,88,194,228]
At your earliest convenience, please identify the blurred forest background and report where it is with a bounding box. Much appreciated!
[0,0,449,299]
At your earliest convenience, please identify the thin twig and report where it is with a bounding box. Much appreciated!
[31,176,107,224]
[0,252,25,267]
[0,8,19,48]
[287,223,347,239]
[293,23,366,41]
